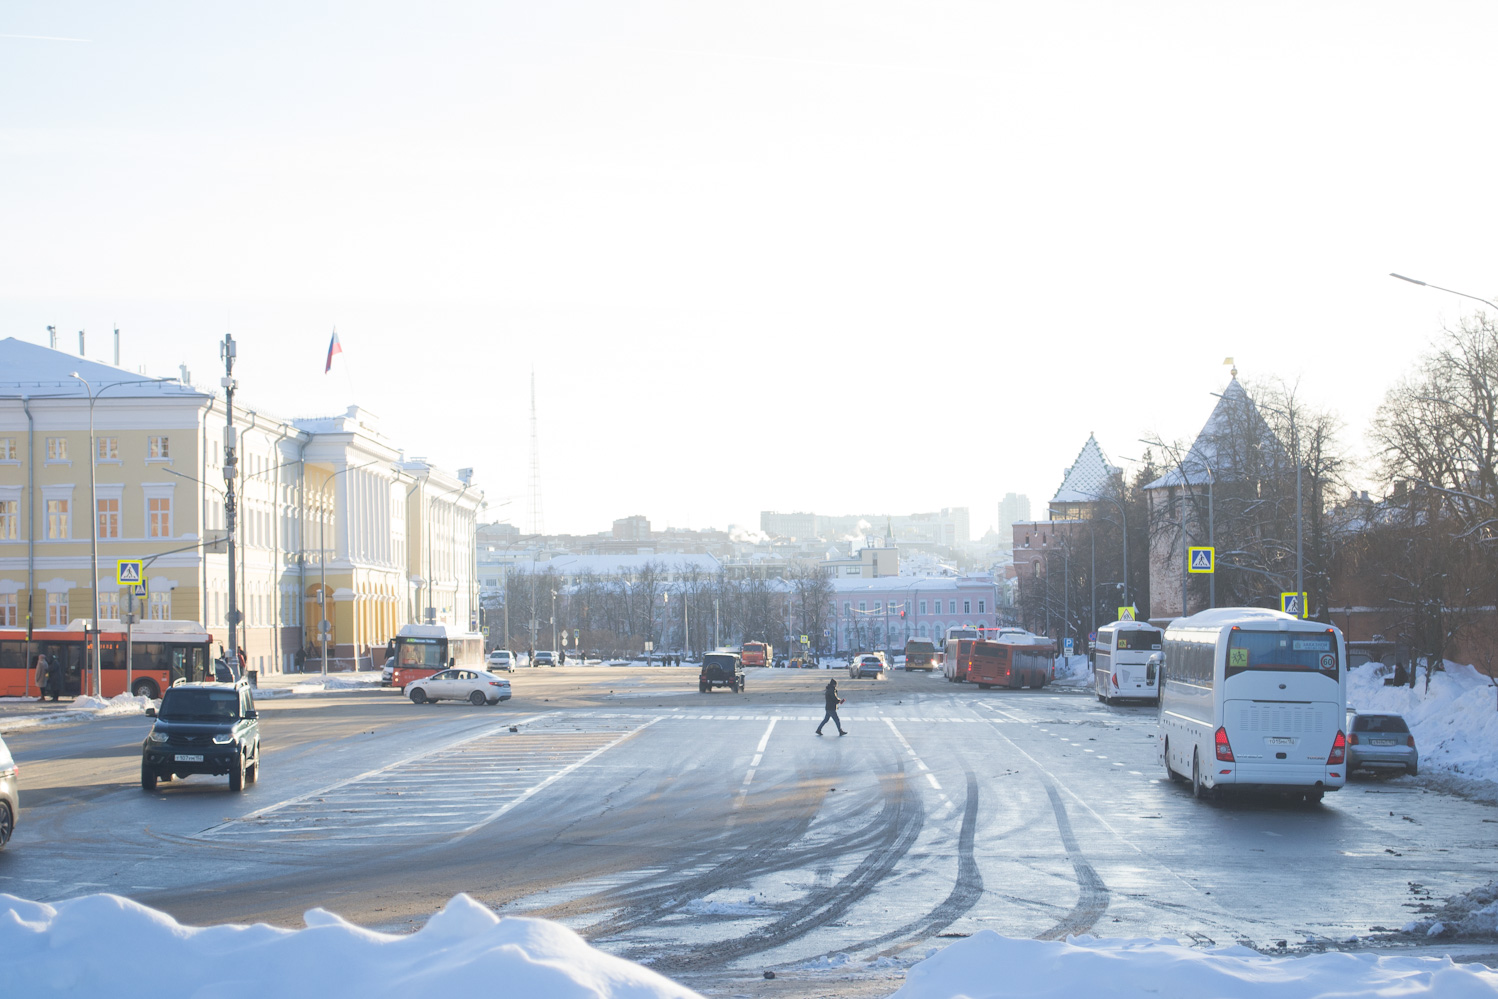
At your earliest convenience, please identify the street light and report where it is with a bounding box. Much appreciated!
[550,588,558,654]
[1390,273,1498,312]
[70,371,175,696]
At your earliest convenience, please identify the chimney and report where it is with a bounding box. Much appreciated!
[79,329,85,356]
[114,328,120,366]
[179,364,191,384]
[47,325,56,349]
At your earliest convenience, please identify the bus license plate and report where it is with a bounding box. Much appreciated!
[174,754,204,762]
[1266,737,1296,745]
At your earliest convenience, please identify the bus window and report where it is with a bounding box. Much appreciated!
[1226,629,1338,678]
[1116,630,1161,651]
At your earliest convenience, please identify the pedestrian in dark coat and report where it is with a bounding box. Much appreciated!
[816,677,846,736]
[37,654,62,701]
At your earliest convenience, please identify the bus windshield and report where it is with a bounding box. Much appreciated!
[397,638,447,669]
[1115,630,1161,651]
[1226,629,1338,678]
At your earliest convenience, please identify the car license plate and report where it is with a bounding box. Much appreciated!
[1371,738,1396,746]
[174,754,204,762]
[1267,737,1296,745]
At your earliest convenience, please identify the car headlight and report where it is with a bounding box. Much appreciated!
[148,730,169,743]
[212,733,235,745]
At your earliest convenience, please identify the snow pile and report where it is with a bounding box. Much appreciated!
[889,931,1498,998]
[1347,661,1498,785]
[1050,653,1092,686]
[1,892,703,999]
[253,672,385,698]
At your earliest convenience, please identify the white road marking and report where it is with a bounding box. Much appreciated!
[883,717,953,812]
[735,718,778,805]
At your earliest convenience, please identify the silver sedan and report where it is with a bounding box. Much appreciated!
[0,732,17,849]
[405,669,513,706]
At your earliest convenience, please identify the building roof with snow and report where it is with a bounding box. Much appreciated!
[1144,378,1284,490]
[1051,433,1122,505]
[0,336,206,400]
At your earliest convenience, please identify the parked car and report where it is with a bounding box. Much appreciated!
[533,650,557,667]
[1347,712,1418,776]
[487,649,516,672]
[405,669,513,706]
[141,680,261,792]
[0,731,17,849]
[699,652,745,693]
[849,653,889,679]
[381,656,395,687]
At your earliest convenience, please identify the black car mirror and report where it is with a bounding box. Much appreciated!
[244,709,258,719]
[145,707,156,717]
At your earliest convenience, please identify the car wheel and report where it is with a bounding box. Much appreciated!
[141,766,157,792]
[246,750,259,784]
[1304,789,1324,805]
[1407,763,1418,776]
[131,678,160,699]
[230,754,246,792]
[738,680,745,693]
[469,690,486,706]
[699,683,708,693]
[0,800,11,849]
[410,688,427,704]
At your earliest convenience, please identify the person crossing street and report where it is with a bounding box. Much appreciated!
[815,677,846,736]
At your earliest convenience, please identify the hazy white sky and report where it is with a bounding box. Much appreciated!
[4,2,1497,537]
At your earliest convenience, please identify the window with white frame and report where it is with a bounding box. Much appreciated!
[0,500,16,540]
[46,499,70,539]
[919,600,927,615]
[47,591,69,626]
[948,600,957,614]
[843,602,852,615]
[978,600,986,614]
[858,601,866,612]
[148,436,170,459]
[46,437,68,461]
[874,602,882,613]
[963,600,971,614]
[148,496,171,537]
[99,590,120,620]
[97,498,120,539]
[97,437,119,460]
[0,593,15,626]
[149,591,171,620]
[0,438,15,460]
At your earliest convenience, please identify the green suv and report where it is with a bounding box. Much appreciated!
[142,681,261,792]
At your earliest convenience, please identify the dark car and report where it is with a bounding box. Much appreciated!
[699,652,745,693]
[142,681,261,792]
[533,650,557,667]
[1347,712,1418,776]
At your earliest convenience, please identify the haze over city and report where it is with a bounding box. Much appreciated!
[4,1,1497,534]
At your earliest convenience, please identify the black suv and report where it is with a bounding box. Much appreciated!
[142,681,261,792]
[699,652,745,693]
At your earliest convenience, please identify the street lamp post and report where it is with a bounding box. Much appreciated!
[550,588,558,653]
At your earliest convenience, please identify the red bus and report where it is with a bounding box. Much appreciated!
[0,620,217,699]
[943,638,979,683]
[965,637,1055,690]
[391,623,486,688]
[740,641,771,668]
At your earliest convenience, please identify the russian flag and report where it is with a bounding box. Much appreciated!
[325,329,342,374]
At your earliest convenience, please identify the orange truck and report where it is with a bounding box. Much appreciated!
[740,641,771,667]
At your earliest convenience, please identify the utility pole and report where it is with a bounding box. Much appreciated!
[221,334,240,675]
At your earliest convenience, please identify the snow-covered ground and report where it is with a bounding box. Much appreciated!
[0,691,159,733]
[5,892,1497,998]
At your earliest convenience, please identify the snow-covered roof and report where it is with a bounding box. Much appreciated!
[514,553,722,576]
[832,575,992,595]
[0,336,204,399]
[1143,379,1284,490]
[1051,433,1122,504]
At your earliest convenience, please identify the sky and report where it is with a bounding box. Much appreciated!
[3,1,1497,538]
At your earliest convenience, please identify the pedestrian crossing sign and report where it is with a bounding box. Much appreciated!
[116,559,143,586]
[1117,606,1137,621]
[1188,547,1215,573]
[1280,592,1308,618]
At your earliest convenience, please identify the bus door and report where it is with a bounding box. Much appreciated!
[167,645,209,685]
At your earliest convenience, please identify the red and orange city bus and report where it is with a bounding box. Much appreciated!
[965,636,1055,690]
[0,619,217,699]
[391,623,486,689]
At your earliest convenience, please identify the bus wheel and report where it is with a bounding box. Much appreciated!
[141,767,157,792]
[131,678,160,699]
[1191,751,1207,800]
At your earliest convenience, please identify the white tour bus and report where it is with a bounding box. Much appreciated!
[1157,607,1347,803]
[1093,620,1162,705]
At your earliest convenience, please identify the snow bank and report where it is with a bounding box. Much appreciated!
[0,691,156,733]
[252,672,385,698]
[1051,653,1092,686]
[1347,661,1498,785]
[0,892,703,999]
[889,932,1498,999]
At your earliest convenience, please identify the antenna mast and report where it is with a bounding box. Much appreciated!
[528,369,543,535]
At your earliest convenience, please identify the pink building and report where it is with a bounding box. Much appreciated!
[830,577,998,652]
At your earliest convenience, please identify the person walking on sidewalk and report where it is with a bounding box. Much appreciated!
[36,653,62,702]
[815,677,846,736]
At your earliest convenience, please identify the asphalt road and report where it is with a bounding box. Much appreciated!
[3,665,1495,997]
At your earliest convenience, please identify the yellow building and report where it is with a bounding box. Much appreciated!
[0,337,482,674]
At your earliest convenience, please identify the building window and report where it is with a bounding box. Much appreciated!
[149,591,171,620]
[874,602,882,613]
[99,590,120,620]
[963,600,971,614]
[48,591,69,626]
[0,593,15,626]
[0,500,16,540]
[97,437,119,460]
[919,600,927,615]
[46,437,68,461]
[948,600,957,614]
[978,600,986,614]
[0,438,15,460]
[148,436,170,459]
[46,499,70,539]
[858,601,866,612]
[97,498,119,539]
[843,602,852,615]
[148,496,171,538]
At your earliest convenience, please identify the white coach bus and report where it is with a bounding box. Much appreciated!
[1157,607,1347,803]
[1093,620,1162,705]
